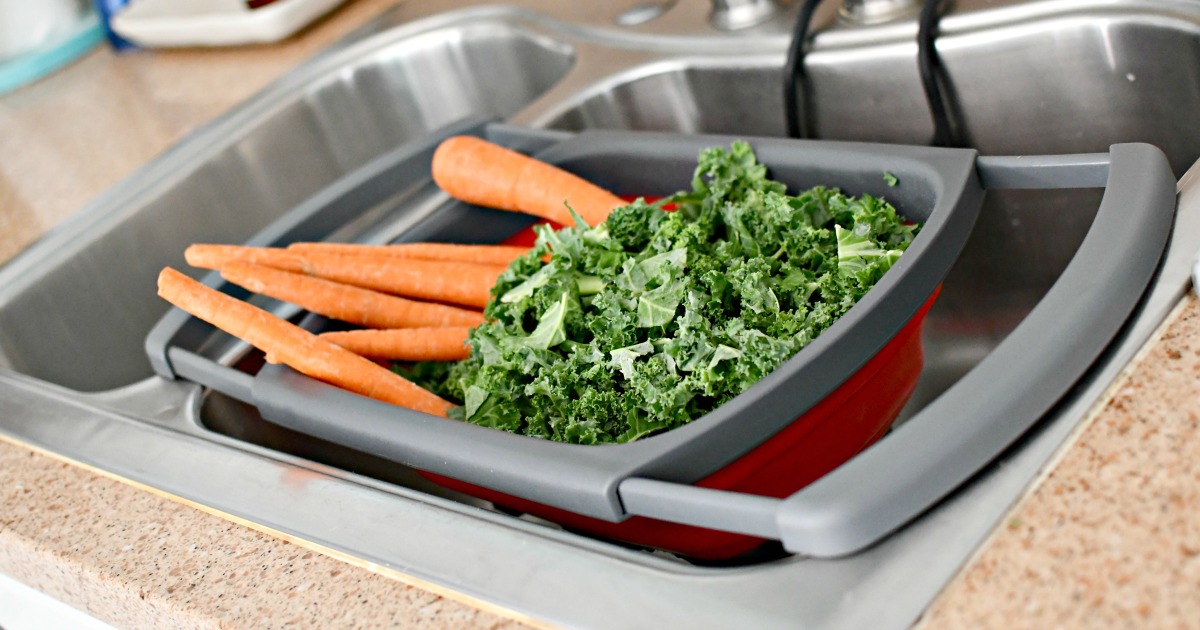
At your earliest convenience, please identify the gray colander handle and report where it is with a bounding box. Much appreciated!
[617,143,1176,557]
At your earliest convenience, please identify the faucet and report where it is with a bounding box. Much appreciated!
[710,0,783,29]
[708,0,920,30]
[839,0,919,24]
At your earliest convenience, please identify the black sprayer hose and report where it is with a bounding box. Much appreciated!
[787,0,963,147]
[783,0,825,139]
[917,0,961,147]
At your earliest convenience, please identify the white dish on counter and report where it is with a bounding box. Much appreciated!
[110,0,348,48]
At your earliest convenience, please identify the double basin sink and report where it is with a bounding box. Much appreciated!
[2,0,1200,626]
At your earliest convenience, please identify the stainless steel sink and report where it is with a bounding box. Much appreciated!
[3,0,1200,627]
[0,16,573,392]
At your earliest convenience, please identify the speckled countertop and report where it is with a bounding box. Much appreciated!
[1,1,1198,627]
[918,297,1200,629]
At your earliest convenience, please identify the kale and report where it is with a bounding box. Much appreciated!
[425,141,919,444]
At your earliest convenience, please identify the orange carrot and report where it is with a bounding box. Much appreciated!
[185,244,308,272]
[186,244,504,308]
[219,261,485,329]
[156,267,453,417]
[269,251,505,309]
[320,327,472,362]
[431,135,625,227]
[287,242,532,266]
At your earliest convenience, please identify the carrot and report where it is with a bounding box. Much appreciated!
[219,261,485,329]
[286,241,531,266]
[431,135,625,227]
[320,327,472,362]
[186,244,504,308]
[270,251,505,309]
[156,267,453,417]
[185,244,308,272]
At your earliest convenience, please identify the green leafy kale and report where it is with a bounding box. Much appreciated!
[407,141,919,445]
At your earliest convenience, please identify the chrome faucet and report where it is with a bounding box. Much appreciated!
[708,0,920,30]
[839,0,919,24]
[709,0,783,29]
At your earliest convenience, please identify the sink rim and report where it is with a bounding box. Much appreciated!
[2,0,1199,627]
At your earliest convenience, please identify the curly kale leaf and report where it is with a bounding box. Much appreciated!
[422,141,919,444]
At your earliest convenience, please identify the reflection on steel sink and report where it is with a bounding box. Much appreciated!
[2,0,1199,627]
[0,16,574,392]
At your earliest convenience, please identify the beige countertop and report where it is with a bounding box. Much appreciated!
[1,1,1198,627]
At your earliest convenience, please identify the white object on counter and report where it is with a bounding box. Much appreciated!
[0,0,89,60]
[0,1,104,96]
[110,0,348,48]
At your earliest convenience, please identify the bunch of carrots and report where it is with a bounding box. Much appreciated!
[156,135,625,418]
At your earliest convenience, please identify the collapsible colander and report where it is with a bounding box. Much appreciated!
[147,116,1174,559]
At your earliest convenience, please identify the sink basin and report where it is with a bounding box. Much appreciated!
[0,16,573,392]
[2,0,1199,627]
[537,59,1115,421]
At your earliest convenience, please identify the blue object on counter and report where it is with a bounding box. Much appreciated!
[93,0,136,50]
[0,12,106,96]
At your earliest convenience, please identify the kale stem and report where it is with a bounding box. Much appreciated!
[576,274,606,296]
